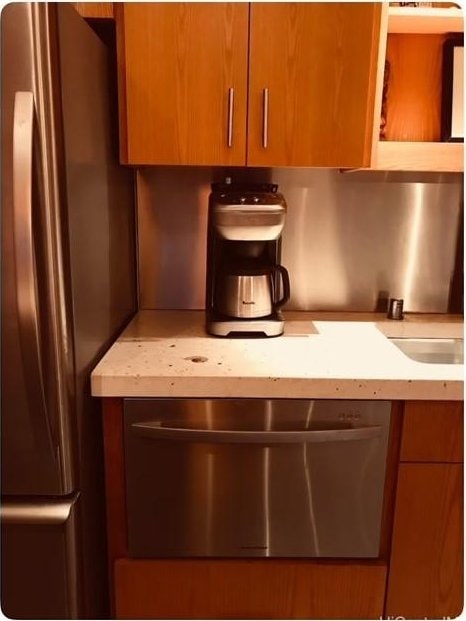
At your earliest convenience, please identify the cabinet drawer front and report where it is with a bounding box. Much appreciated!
[401,401,463,463]
[115,558,387,620]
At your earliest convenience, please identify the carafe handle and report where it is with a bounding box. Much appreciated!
[272,265,290,308]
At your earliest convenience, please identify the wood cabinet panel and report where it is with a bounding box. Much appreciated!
[401,401,463,463]
[115,558,387,620]
[102,400,127,560]
[247,3,381,167]
[374,140,464,171]
[72,3,114,19]
[384,33,445,142]
[386,463,463,619]
[102,398,127,616]
[116,3,248,165]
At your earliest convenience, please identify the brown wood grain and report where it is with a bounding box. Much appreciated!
[115,558,387,619]
[115,3,128,164]
[379,401,404,560]
[72,3,114,19]
[116,3,248,165]
[375,140,464,171]
[102,398,127,614]
[385,463,463,619]
[401,401,463,463]
[385,33,445,141]
[370,2,389,164]
[247,3,382,168]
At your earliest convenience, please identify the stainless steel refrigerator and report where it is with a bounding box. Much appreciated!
[1,4,136,618]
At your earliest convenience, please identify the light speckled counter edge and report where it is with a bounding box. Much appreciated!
[91,376,463,401]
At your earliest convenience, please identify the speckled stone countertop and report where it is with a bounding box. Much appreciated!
[91,311,464,401]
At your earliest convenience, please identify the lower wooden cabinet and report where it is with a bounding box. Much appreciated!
[114,559,387,620]
[385,463,463,619]
[386,401,464,619]
[401,401,463,463]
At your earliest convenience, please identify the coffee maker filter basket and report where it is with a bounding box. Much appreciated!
[212,203,286,241]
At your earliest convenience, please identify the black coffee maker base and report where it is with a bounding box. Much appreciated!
[206,314,285,338]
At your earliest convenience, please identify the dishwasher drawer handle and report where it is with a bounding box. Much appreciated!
[131,422,382,444]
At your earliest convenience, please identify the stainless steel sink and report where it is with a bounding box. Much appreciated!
[388,338,464,365]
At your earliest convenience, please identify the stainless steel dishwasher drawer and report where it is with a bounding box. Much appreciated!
[124,398,391,558]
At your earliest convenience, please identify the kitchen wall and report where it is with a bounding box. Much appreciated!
[137,167,462,313]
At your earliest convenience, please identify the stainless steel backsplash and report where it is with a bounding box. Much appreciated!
[137,167,462,312]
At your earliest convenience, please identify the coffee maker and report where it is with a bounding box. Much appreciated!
[206,181,290,337]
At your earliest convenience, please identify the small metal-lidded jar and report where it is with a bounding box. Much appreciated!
[387,298,404,320]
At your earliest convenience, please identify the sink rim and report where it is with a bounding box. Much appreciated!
[387,337,464,365]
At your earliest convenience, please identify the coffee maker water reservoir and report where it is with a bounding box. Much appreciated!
[206,182,290,337]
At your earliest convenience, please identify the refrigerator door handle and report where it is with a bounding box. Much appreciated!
[131,421,383,444]
[1,497,76,525]
[13,91,55,457]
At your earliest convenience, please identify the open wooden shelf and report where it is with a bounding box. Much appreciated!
[375,141,463,171]
[388,6,463,34]
[373,19,464,172]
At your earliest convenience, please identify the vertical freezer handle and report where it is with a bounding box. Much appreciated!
[13,91,54,456]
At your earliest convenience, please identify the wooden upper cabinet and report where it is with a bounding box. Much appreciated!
[116,2,382,167]
[247,3,382,167]
[116,3,248,165]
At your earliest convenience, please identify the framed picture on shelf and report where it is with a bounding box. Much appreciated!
[441,38,464,142]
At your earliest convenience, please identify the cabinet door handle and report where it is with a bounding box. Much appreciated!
[262,87,269,149]
[227,87,234,148]
[131,422,382,444]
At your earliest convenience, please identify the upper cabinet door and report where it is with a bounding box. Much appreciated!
[247,3,382,168]
[117,3,248,165]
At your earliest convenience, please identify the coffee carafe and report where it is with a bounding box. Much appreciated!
[206,181,291,337]
[216,262,290,319]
